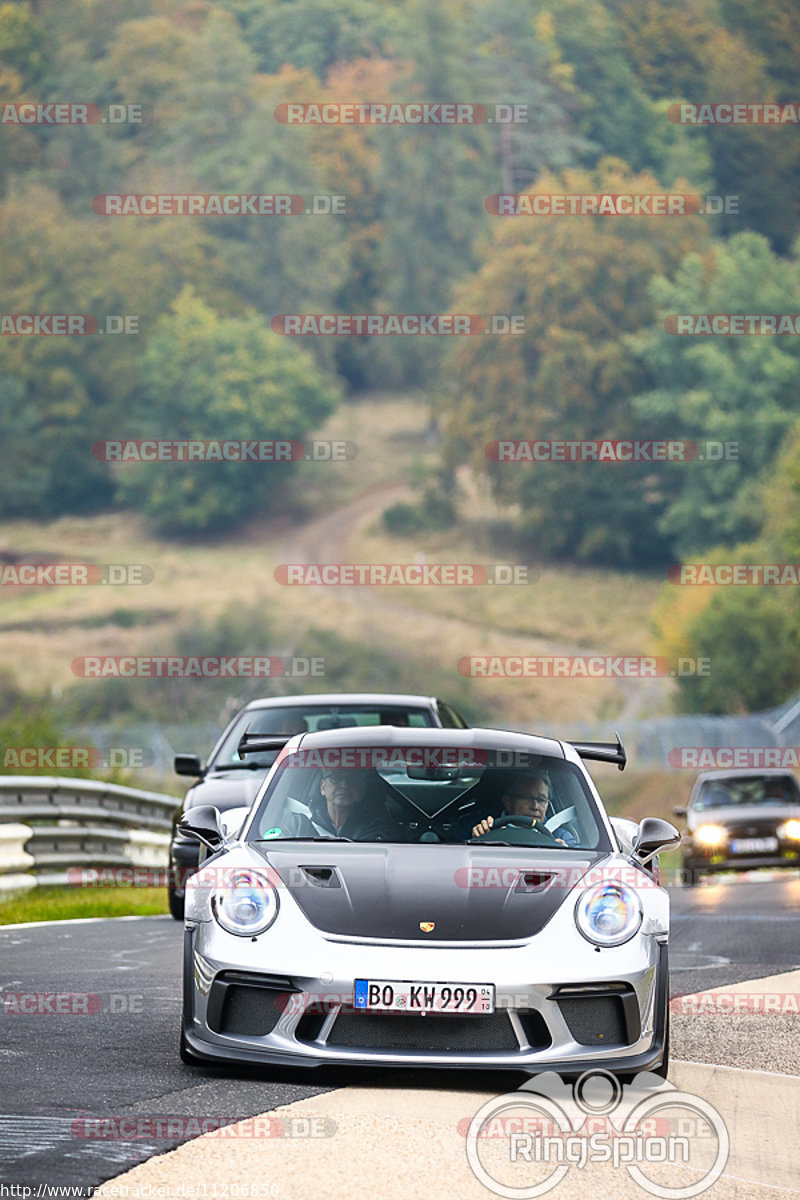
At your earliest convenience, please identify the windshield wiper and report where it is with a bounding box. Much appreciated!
[253,835,354,843]
[466,838,513,846]
[212,761,266,771]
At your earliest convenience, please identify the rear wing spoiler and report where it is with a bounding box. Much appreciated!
[568,735,627,771]
[236,729,296,758]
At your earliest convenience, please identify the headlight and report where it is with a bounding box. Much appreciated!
[778,819,800,842]
[693,823,728,848]
[575,884,642,947]
[212,869,278,937]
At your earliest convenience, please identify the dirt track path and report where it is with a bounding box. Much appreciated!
[280,486,671,728]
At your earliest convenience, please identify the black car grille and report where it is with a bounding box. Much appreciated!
[557,994,631,1047]
[724,821,777,839]
[325,1011,522,1052]
[207,973,295,1037]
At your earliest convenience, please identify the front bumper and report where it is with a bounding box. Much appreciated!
[685,845,800,874]
[182,926,668,1075]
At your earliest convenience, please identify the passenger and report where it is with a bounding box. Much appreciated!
[280,767,404,841]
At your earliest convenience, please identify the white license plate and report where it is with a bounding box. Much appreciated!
[354,979,494,1014]
[730,837,778,854]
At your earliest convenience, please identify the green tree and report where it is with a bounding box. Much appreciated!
[118,288,341,535]
[440,159,707,564]
[630,233,800,557]
[674,588,800,713]
[219,0,400,79]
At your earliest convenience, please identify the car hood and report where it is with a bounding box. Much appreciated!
[186,771,266,813]
[252,842,610,941]
[688,802,800,830]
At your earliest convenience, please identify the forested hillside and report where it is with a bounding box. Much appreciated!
[2,0,800,713]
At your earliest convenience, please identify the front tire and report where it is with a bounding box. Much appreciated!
[168,883,185,921]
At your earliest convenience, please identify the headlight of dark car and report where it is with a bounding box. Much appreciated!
[692,823,728,848]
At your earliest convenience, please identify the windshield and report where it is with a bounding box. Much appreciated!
[211,705,436,769]
[693,775,800,811]
[246,745,610,849]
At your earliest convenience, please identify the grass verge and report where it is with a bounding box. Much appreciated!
[0,885,168,925]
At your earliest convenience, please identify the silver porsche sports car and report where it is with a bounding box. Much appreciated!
[180,726,678,1077]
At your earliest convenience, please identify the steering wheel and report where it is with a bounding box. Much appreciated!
[482,814,562,844]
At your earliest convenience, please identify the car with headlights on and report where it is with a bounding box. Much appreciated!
[179,725,678,1078]
[674,768,800,884]
[168,692,468,918]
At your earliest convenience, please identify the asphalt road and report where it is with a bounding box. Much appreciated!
[1,871,798,1191]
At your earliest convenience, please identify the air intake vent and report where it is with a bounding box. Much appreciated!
[299,866,340,887]
[206,972,295,1037]
[326,1012,520,1052]
[558,995,629,1046]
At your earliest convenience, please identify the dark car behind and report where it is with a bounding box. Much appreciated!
[168,692,468,917]
[674,768,800,883]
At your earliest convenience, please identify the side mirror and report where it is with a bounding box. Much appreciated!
[219,806,251,841]
[633,817,681,866]
[672,805,687,819]
[178,805,224,849]
[175,754,204,778]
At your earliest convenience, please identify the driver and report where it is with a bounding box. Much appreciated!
[470,770,577,845]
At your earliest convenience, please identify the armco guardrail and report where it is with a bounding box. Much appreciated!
[0,776,181,891]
